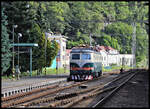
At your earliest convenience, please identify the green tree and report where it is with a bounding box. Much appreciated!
[29,23,59,75]
[47,40,59,66]
[29,23,45,74]
[35,2,47,32]
[1,6,12,75]
[45,2,69,33]
[114,2,130,20]
[4,1,37,72]
[97,34,111,47]
[136,23,148,67]
[2,1,148,69]
[111,38,120,50]
[66,40,80,49]
[4,1,36,41]
[104,22,133,53]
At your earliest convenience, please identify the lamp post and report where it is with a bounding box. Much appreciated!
[18,33,22,69]
[12,25,18,77]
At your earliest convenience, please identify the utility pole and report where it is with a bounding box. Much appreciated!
[132,22,136,68]
[12,25,18,78]
[45,33,47,75]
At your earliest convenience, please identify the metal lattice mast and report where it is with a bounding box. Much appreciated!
[131,22,136,68]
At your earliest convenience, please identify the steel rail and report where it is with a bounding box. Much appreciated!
[60,72,133,107]
[1,84,58,102]
[92,72,138,107]
[2,70,131,108]
[19,71,130,107]
[61,86,117,108]
[22,84,104,107]
[33,71,131,107]
[1,75,106,108]
[11,74,109,107]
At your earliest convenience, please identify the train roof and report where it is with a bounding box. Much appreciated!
[71,46,99,53]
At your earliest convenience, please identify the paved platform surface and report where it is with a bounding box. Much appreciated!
[2,73,69,94]
[1,71,118,96]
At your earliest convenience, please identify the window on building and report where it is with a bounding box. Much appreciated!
[63,55,65,60]
[63,46,65,51]
[72,54,80,60]
[81,54,91,60]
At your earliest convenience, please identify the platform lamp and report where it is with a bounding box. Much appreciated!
[12,25,18,78]
[18,33,22,69]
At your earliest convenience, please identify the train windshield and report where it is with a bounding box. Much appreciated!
[81,54,91,60]
[72,54,80,60]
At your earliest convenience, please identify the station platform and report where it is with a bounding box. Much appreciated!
[1,73,69,97]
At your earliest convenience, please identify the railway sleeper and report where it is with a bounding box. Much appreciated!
[49,98,75,107]
[61,86,117,108]
[54,93,78,100]
[24,97,55,107]
[2,85,58,102]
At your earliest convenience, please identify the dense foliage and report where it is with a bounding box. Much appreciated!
[1,6,12,75]
[1,1,59,75]
[1,1,149,75]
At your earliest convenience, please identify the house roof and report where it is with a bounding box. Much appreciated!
[66,49,72,54]
[95,45,114,51]
[70,45,117,53]
[105,46,115,50]
[99,46,105,50]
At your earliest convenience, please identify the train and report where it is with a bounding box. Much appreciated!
[68,46,102,81]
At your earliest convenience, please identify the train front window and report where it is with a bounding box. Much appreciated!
[81,54,91,60]
[72,54,80,60]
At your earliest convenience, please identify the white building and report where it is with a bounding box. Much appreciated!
[46,32,67,68]
[96,45,134,67]
[119,54,134,67]
[96,46,108,66]
[105,46,120,66]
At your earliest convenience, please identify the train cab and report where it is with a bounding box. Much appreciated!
[68,48,102,81]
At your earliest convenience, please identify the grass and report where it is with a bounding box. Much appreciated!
[2,67,70,80]
[2,75,12,79]
[2,65,133,80]
[2,74,17,80]
[102,65,133,72]
[21,67,70,77]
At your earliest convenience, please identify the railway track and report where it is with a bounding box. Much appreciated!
[92,72,138,107]
[91,69,148,108]
[51,70,136,108]
[1,73,110,108]
[45,69,138,108]
[2,69,141,108]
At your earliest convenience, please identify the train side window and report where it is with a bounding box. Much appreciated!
[81,54,91,60]
[72,54,80,60]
